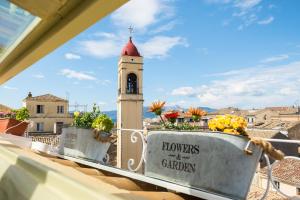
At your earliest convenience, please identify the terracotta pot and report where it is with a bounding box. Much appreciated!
[0,118,29,136]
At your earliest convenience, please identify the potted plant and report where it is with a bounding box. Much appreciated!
[0,107,29,136]
[145,101,284,199]
[59,104,115,163]
[92,114,115,143]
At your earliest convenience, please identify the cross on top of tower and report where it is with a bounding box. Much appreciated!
[128,26,133,38]
[121,26,141,57]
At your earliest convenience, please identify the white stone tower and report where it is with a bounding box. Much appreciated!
[117,35,143,170]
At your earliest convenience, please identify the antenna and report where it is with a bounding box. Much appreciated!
[294,100,300,121]
[65,91,70,101]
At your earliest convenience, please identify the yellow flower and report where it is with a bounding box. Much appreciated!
[208,114,247,136]
[74,111,80,117]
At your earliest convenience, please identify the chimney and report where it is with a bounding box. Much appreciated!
[28,92,32,98]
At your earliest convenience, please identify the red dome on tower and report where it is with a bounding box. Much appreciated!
[121,37,141,57]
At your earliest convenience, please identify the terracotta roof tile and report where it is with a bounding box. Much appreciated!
[247,185,286,200]
[260,158,300,187]
[0,104,12,112]
[24,94,67,102]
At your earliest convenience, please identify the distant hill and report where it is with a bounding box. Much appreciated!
[103,106,216,122]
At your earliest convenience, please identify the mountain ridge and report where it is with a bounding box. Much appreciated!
[103,106,216,122]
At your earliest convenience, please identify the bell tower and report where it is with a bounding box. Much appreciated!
[117,34,144,170]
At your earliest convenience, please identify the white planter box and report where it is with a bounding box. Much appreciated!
[59,127,110,163]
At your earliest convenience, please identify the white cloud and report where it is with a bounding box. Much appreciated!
[32,74,45,79]
[94,32,117,39]
[234,0,262,10]
[150,20,178,34]
[2,85,18,90]
[257,16,274,25]
[60,69,96,81]
[111,0,173,30]
[166,100,188,107]
[140,36,188,58]
[171,87,198,97]
[79,34,187,59]
[97,79,111,86]
[79,39,120,59]
[171,61,300,108]
[205,0,274,30]
[260,54,289,63]
[65,53,81,60]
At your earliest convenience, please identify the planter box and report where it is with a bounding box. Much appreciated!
[0,118,28,136]
[59,127,110,163]
[145,131,262,200]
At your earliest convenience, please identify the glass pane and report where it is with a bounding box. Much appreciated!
[0,0,40,60]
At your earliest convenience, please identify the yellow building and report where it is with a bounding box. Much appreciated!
[23,92,72,134]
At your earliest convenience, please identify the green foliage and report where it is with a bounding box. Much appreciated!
[92,114,114,133]
[163,122,198,131]
[12,107,29,121]
[72,104,113,132]
[73,104,101,129]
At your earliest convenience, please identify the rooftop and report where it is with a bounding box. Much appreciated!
[24,93,68,102]
[260,158,300,187]
[121,37,141,57]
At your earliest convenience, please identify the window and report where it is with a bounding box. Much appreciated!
[0,0,41,60]
[177,118,184,123]
[297,188,300,195]
[274,181,280,190]
[36,105,44,113]
[126,73,138,94]
[36,122,44,132]
[57,106,64,114]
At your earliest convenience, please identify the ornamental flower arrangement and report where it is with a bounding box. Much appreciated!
[164,111,179,124]
[187,107,207,123]
[208,114,284,160]
[208,114,248,136]
[149,101,166,126]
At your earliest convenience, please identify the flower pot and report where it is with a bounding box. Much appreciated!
[145,131,262,200]
[59,127,111,163]
[0,118,28,136]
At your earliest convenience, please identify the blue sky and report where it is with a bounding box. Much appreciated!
[1,0,300,111]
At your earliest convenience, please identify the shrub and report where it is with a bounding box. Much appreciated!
[92,114,114,133]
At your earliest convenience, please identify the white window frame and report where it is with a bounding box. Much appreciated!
[57,105,64,114]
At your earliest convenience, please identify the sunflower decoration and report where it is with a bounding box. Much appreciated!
[208,114,248,136]
[188,107,207,122]
[149,101,166,125]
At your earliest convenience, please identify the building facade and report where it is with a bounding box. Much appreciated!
[23,92,72,134]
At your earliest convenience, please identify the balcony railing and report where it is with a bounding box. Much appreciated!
[1,127,300,200]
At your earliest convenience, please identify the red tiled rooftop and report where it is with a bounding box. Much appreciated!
[260,158,300,187]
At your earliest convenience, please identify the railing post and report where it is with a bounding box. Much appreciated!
[117,128,145,173]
